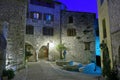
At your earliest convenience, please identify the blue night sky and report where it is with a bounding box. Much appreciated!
[58,0,98,18]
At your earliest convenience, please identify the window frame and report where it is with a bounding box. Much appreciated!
[42,27,54,36]
[44,13,54,22]
[26,25,34,35]
[67,28,76,36]
[102,19,107,38]
[68,16,73,23]
[30,12,42,20]
[84,42,90,50]
[100,0,104,5]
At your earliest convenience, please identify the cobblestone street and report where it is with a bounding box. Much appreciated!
[12,60,99,80]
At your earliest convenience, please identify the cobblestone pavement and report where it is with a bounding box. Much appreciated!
[12,60,100,80]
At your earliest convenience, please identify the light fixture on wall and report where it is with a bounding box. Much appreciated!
[49,41,55,49]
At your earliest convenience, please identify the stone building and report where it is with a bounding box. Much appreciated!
[0,0,96,75]
[61,11,96,63]
[26,0,96,63]
[0,0,27,72]
[97,0,120,77]
[26,0,62,61]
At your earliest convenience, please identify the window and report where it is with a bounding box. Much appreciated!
[102,19,107,38]
[67,28,76,36]
[84,42,90,50]
[43,27,54,36]
[30,12,41,19]
[68,16,73,23]
[26,25,34,35]
[100,0,104,5]
[44,14,54,21]
[33,13,39,19]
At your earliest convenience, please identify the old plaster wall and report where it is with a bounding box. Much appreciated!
[61,11,96,64]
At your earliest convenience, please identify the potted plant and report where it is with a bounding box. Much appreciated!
[100,40,111,80]
[2,69,15,80]
[2,69,8,80]
[25,48,33,61]
[56,43,67,59]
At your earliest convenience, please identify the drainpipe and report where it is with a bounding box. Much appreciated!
[47,43,49,60]
[59,10,62,59]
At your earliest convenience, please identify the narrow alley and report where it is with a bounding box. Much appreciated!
[13,60,99,80]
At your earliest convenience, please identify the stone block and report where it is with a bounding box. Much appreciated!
[56,61,69,66]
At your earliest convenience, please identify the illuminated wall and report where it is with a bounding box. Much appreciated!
[61,11,96,63]
[97,0,113,68]
[26,0,96,63]
[98,0,120,77]
[0,0,26,70]
[26,1,61,61]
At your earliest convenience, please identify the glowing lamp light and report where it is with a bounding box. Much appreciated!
[49,42,55,48]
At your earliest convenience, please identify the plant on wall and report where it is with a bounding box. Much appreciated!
[2,69,15,80]
[110,60,119,80]
[100,40,119,80]
[100,40,111,79]
[56,43,67,59]
[25,47,33,60]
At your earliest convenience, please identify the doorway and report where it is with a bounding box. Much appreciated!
[38,46,48,59]
[25,43,36,62]
[96,56,101,67]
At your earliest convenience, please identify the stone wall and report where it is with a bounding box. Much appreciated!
[0,0,27,70]
[108,0,120,77]
[97,0,113,67]
[98,0,120,78]
[61,11,96,64]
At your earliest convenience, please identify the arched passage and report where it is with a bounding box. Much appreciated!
[38,46,48,60]
[25,43,36,62]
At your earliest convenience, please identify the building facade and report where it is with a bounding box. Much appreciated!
[26,0,61,61]
[26,0,96,63]
[61,11,96,63]
[97,0,120,77]
[0,1,96,76]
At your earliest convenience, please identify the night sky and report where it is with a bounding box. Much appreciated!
[58,0,98,18]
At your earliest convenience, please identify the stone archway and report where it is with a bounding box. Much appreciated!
[25,43,36,62]
[38,46,48,59]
